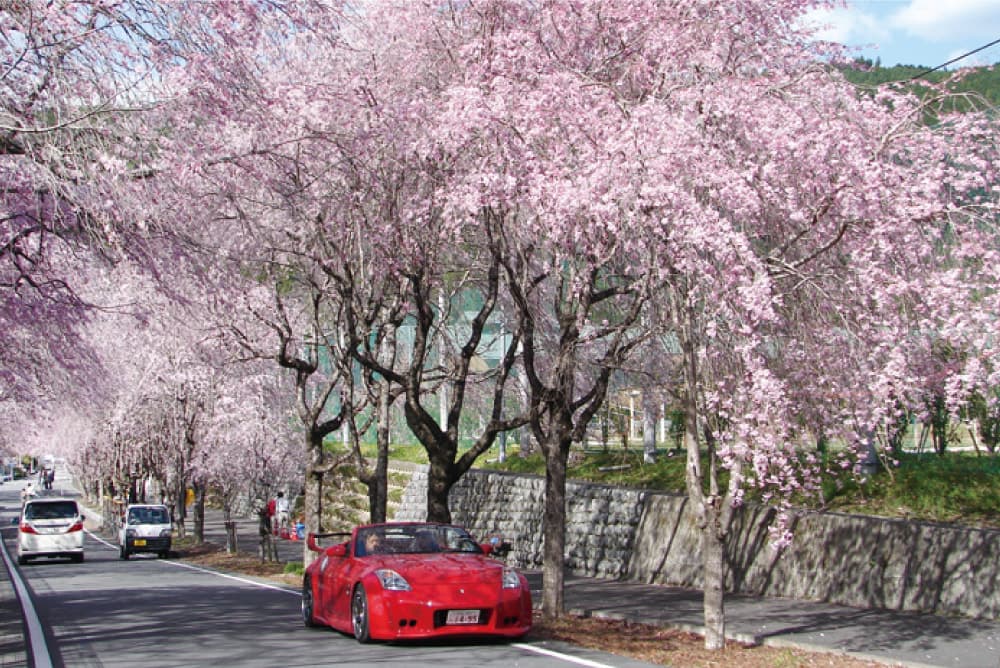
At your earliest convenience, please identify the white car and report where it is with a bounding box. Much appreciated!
[118,504,172,559]
[17,497,85,565]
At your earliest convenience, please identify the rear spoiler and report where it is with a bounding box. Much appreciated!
[306,531,352,553]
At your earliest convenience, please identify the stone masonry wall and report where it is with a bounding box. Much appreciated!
[393,466,1000,620]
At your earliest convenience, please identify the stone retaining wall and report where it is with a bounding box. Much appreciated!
[393,466,1000,620]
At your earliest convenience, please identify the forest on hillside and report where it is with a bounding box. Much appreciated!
[842,59,1000,108]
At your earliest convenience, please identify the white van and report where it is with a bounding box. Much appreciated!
[17,497,85,565]
[118,504,172,559]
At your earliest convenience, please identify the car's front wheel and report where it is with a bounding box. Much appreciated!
[301,578,318,628]
[119,544,129,560]
[351,584,371,643]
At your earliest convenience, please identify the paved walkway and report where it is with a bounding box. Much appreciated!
[1,478,999,668]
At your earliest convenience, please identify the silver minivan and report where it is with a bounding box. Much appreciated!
[17,497,85,564]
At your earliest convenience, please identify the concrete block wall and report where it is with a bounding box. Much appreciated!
[393,465,1000,620]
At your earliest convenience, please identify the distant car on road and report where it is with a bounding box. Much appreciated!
[16,497,85,565]
[118,504,172,559]
[302,522,530,643]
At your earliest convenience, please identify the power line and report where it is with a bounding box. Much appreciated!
[911,37,1000,80]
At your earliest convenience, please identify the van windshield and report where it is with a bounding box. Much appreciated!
[24,501,78,520]
[128,507,169,524]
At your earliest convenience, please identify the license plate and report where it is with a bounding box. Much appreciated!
[133,539,146,546]
[445,609,480,625]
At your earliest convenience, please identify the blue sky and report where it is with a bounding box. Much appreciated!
[808,0,1000,69]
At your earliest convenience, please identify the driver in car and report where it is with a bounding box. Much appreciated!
[364,531,386,555]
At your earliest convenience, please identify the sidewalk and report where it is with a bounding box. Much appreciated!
[532,573,1000,668]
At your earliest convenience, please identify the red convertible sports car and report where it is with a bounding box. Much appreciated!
[302,522,532,642]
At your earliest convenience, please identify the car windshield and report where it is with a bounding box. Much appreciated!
[24,501,78,520]
[355,525,482,556]
[128,507,169,524]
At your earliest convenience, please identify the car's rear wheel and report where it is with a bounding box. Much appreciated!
[351,584,371,643]
[301,577,318,628]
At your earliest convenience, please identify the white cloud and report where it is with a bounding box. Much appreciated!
[890,0,1000,42]
[804,6,892,52]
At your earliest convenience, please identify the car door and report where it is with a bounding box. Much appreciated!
[313,544,347,626]
[324,543,365,629]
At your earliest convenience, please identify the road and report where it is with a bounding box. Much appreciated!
[0,477,659,668]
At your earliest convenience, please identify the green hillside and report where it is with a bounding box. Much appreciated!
[842,59,1000,108]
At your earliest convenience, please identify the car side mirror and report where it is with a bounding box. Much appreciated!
[325,543,347,558]
[482,541,511,557]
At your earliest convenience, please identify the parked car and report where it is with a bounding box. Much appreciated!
[302,522,531,642]
[16,497,85,565]
[118,504,172,559]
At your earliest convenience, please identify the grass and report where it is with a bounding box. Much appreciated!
[484,446,1000,529]
[822,452,1000,527]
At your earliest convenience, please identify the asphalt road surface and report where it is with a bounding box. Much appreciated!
[0,477,659,668]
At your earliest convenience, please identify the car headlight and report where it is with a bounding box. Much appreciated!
[375,569,412,591]
[159,529,172,538]
[125,529,136,538]
[502,568,521,589]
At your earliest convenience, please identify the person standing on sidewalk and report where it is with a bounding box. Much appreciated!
[275,492,290,535]
[266,495,277,535]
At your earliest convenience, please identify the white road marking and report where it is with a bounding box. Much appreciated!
[513,642,621,667]
[164,559,301,595]
[85,529,300,595]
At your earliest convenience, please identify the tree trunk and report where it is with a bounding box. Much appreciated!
[702,503,726,650]
[541,442,568,620]
[426,453,453,523]
[642,398,657,464]
[301,432,324,569]
[368,378,392,523]
[192,483,205,543]
[224,521,238,553]
[173,476,187,539]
